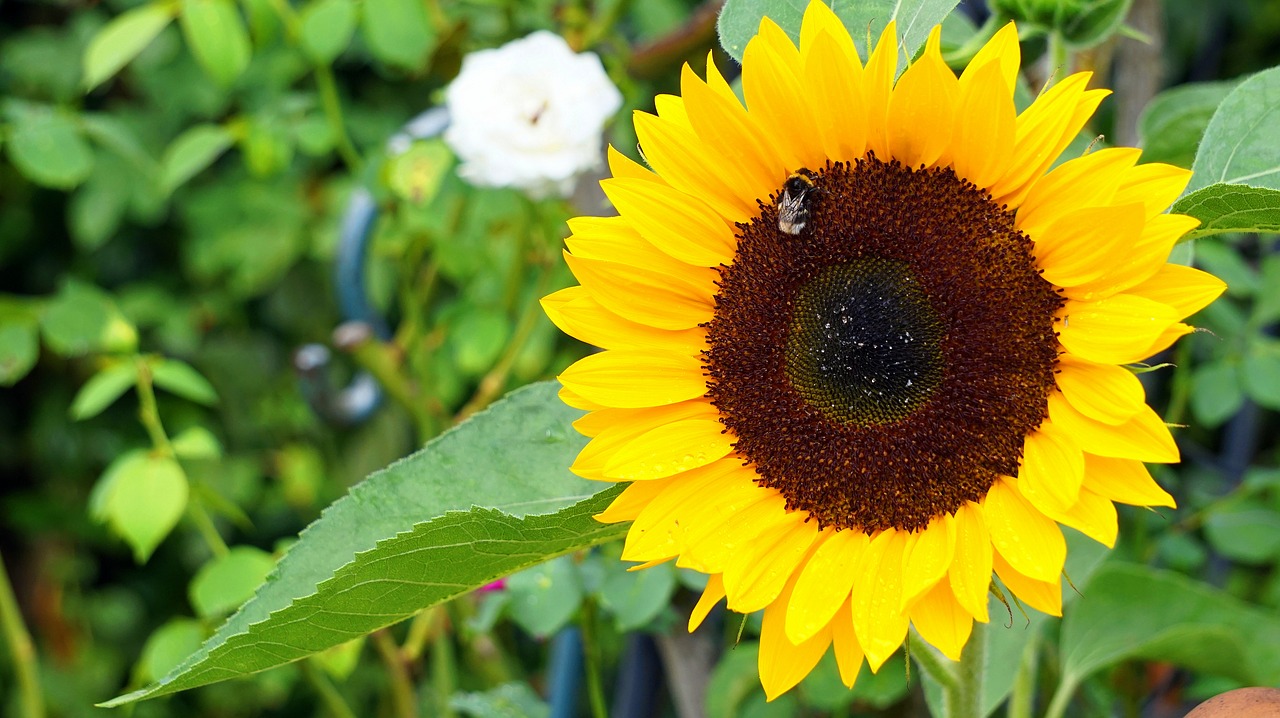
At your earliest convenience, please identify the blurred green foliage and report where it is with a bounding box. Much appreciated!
[4,0,1280,716]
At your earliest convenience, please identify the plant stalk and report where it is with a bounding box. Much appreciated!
[579,599,609,718]
[0,553,44,718]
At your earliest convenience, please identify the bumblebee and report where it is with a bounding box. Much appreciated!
[778,168,819,235]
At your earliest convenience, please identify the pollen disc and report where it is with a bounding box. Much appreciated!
[704,156,1064,533]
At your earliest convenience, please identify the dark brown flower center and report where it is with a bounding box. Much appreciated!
[704,156,1063,533]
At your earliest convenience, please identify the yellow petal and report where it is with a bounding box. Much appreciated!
[802,28,868,163]
[1015,147,1141,240]
[558,348,707,409]
[948,57,1016,188]
[759,575,832,701]
[603,418,734,481]
[1126,263,1227,321]
[564,252,714,331]
[1082,453,1176,508]
[623,460,745,562]
[787,529,868,644]
[900,514,956,610]
[654,93,690,126]
[948,502,992,623]
[1055,354,1145,425]
[680,480,795,574]
[886,27,957,169]
[799,0,862,66]
[680,63,781,205]
[541,286,708,355]
[724,515,819,613]
[742,18,826,170]
[831,597,865,687]
[1018,420,1085,514]
[689,573,725,631]
[601,177,736,267]
[607,144,662,183]
[1114,162,1193,217]
[910,580,974,662]
[862,21,899,159]
[992,550,1062,616]
[1044,487,1118,548]
[595,475,678,523]
[633,110,756,223]
[981,477,1065,582]
[851,528,910,670]
[559,385,606,411]
[1063,213,1201,302]
[1036,203,1145,287]
[960,21,1020,92]
[1047,391,1179,463]
[572,400,710,438]
[1057,294,1179,365]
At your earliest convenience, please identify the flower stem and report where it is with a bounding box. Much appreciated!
[1008,626,1041,718]
[314,64,364,173]
[303,659,359,718]
[373,629,418,718]
[953,621,987,718]
[0,553,44,718]
[579,599,609,718]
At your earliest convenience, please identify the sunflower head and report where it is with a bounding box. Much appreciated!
[543,0,1226,700]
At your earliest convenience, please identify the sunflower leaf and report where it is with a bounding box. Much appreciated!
[1186,65,1280,195]
[1170,184,1280,240]
[101,381,625,705]
[717,0,961,62]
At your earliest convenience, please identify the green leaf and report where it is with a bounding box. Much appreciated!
[1186,66,1280,195]
[451,682,550,718]
[387,140,453,204]
[0,321,39,386]
[189,547,277,618]
[598,559,676,631]
[503,556,583,638]
[69,172,131,251]
[717,0,960,62]
[1059,0,1132,50]
[96,452,190,563]
[138,619,206,684]
[1058,563,1280,703]
[6,109,94,189]
[70,361,138,420]
[149,358,219,405]
[1193,238,1256,297]
[452,307,511,377]
[83,4,177,90]
[160,124,235,193]
[102,382,624,705]
[171,426,223,460]
[41,280,138,356]
[1190,360,1243,428]
[299,0,358,64]
[707,641,764,718]
[179,0,252,87]
[1138,81,1238,169]
[1170,184,1280,241]
[1242,341,1280,410]
[360,0,435,70]
[1203,500,1280,565]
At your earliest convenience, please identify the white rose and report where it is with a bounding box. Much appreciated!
[444,31,623,200]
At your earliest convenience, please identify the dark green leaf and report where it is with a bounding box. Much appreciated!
[83,4,176,90]
[1193,239,1257,297]
[1138,81,1237,169]
[505,556,583,637]
[300,0,358,64]
[717,0,960,62]
[1058,563,1280,701]
[160,124,235,193]
[1203,500,1280,565]
[189,547,277,618]
[0,321,39,386]
[102,382,624,705]
[1059,0,1132,49]
[361,0,434,70]
[70,361,138,420]
[1170,184,1280,241]
[452,307,511,377]
[451,682,551,718]
[69,172,131,251]
[1244,340,1280,410]
[598,560,676,632]
[1189,360,1243,428]
[1186,66,1280,195]
[41,280,137,356]
[149,357,219,405]
[707,641,763,718]
[179,0,253,87]
[6,109,94,189]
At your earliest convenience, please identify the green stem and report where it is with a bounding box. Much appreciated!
[1163,340,1193,427]
[430,616,457,718]
[579,600,609,718]
[1047,30,1070,78]
[1007,628,1041,718]
[0,553,44,718]
[909,631,958,691]
[1044,674,1078,718]
[136,359,229,558]
[304,660,359,718]
[953,621,987,718]
[373,629,418,718]
[314,64,363,173]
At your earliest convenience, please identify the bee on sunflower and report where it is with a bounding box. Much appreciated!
[542,0,1225,699]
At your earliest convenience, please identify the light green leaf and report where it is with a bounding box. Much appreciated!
[299,0,358,64]
[388,140,453,204]
[179,0,252,87]
[160,124,235,193]
[1186,66,1280,194]
[190,547,277,618]
[598,560,676,631]
[1059,0,1132,50]
[70,361,138,420]
[1203,500,1280,565]
[717,0,960,62]
[6,110,94,190]
[149,357,219,405]
[138,619,206,685]
[102,382,624,705]
[171,426,223,460]
[1170,184,1280,241]
[1243,340,1280,410]
[505,556,583,637]
[83,4,177,90]
[452,307,511,377]
[361,0,434,70]
[1057,563,1280,705]
[1138,81,1238,169]
[98,453,190,562]
[0,322,39,386]
[1190,360,1243,428]
[451,682,550,718]
[41,280,137,356]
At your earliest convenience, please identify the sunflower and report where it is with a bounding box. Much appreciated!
[542,1,1225,699]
